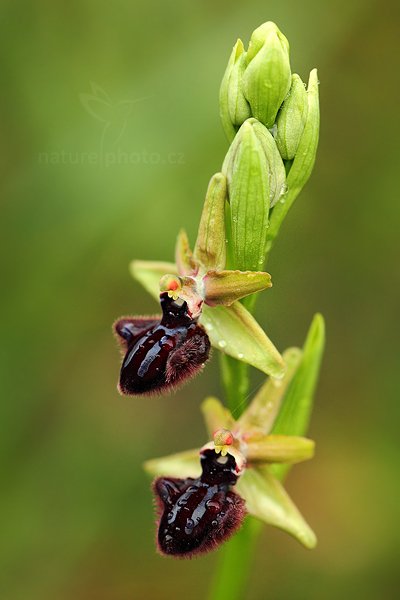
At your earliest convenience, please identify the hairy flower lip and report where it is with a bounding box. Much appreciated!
[113,293,211,396]
[153,449,246,558]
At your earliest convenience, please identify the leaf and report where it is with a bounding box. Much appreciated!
[246,434,315,464]
[201,396,235,438]
[237,466,317,549]
[203,269,272,306]
[201,301,285,378]
[194,173,227,272]
[143,448,201,479]
[271,313,325,479]
[237,347,302,434]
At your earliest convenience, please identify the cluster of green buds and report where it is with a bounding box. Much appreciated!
[220,21,320,265]
[113,21,324,560]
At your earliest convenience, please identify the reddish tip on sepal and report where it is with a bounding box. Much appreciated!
[113,294,210,396]
[153,450,246,558]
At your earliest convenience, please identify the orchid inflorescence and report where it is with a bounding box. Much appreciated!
[113,21,324,560]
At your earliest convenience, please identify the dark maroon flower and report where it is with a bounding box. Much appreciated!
[114,292,210,396]
[153,449,246,557]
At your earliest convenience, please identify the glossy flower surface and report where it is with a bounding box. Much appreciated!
[114,292,210,395]
[154,449,245,557]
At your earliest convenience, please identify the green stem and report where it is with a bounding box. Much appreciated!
[207,517,262,600]
[209,296,260,599]
[219,354,249,417]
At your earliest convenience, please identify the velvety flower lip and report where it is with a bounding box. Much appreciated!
[114,292,210,396]
[154,449,246,558]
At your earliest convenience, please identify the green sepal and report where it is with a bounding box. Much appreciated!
[194,173,227,272]
[201,301,285,379]
[236,466,317,549]
[271,313,325,479]
[203,269,272,306]
[275,73,308,160]
[242,22,291,128]
[144,448,200,479]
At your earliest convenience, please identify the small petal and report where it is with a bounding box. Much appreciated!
[203,269,272,306]
[194,172,228,272]
[246,434,315,464]
[237,466,317,549]
[201,301,285,379]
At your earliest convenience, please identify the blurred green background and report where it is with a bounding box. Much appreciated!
[1,0,399,598]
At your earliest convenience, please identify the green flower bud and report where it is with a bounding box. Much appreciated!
[242,22,291,128]
[250,119,287,208]
[222,119,270,271]
[275,74,308,160]
[265,69,320,256]
[219,40,251,142]
[222,118,287,269]
[285,69,320,196]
